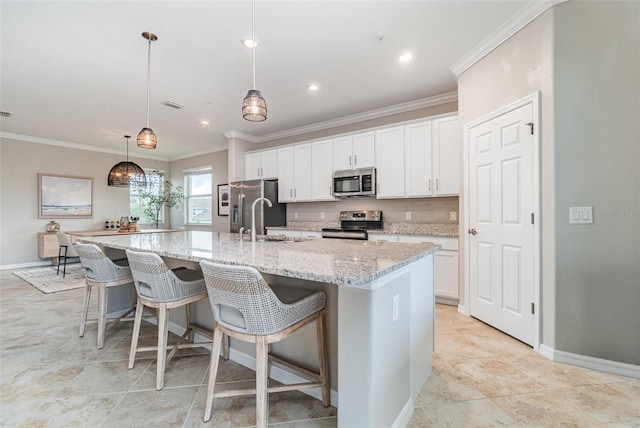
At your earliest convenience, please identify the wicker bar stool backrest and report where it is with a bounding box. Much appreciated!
[200,261,325,336]
[125,250,204,303]
[76,243,132,282]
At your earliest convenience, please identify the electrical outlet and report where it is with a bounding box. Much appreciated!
[320,212,325,220]
[405,211,412,220]
[294,212,299,219]
[392,295,400,322]
[450,211,457,221]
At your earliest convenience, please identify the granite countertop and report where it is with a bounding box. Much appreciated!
[267,222,459,237]
[78,230,439,288]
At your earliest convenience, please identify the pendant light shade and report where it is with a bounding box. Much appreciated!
[242,0,267,122]
[108,135,147,187]
[138,31,158,149]
[242,89,267,121]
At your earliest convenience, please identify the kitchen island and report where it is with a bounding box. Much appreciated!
[78,231,438,427]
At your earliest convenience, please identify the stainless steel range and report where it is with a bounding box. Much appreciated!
[321,210,383,240]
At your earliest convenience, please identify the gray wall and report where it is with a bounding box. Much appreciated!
[553,1,640,365]
[0,137,168,268]
[459,1,640,365]
[169,150,230,233]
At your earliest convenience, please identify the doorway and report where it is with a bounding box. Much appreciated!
[463,93,540,348]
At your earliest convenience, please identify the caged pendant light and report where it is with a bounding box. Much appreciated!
[242,0,267,122]
[137,32,158,149]
[108,135,147,187]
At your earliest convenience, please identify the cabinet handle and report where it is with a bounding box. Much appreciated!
[290,189,293,197]
[349,155,352,165]
[428,179,432,191]
[436,179,439,190]
[294,188,297,197]
[354,154,358,165]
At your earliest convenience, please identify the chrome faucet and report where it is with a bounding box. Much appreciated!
[250,197,272,242]
[238,227,245,240]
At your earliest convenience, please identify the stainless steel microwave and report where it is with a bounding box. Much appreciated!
[332,168,376,197]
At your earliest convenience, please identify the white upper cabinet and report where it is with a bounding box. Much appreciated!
[375,126,405,198]
[405,121,433,197]
[311,139,335,201]
[277,143,311,202]
[333,131,375,170]
[432,116,460,196]
[245,149,278,180]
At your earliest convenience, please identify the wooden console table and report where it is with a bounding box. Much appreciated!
[37,229,175,265]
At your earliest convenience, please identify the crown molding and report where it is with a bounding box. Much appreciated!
[223,131,259,143]
[169,144,228,162]
[0,132,170,162]
[224,91,458,144]
[450,0,566,77]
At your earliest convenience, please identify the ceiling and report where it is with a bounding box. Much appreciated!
[0,1,530,161]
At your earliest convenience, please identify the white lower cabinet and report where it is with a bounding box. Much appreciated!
[369,233,459,300]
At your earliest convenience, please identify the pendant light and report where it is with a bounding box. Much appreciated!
[137,31,158,149]
[108,135,147,187]
[242,0,267,122]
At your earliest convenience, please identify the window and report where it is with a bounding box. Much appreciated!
[184,167,212,225]
[129,170,165,224]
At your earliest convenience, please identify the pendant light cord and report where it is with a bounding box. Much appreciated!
[146,38,151,127]
[252,0,256,90]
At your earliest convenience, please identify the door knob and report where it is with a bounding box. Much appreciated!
[468,228,478,235]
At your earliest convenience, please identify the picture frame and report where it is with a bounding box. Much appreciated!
[38,174,93,218]
[217,184,230,216]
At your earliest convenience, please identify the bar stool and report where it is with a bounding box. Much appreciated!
[75,243,137,349]
[57,231,80,277]
[199,260,329,427]
[126,250,210,390]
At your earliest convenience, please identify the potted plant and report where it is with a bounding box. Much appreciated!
[136,180,184,229]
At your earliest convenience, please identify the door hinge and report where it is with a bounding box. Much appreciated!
[526,122,534,135]
[531,213,534,224]
[531,303,535,314]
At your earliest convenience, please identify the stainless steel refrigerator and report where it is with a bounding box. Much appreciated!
[229,179,286,235]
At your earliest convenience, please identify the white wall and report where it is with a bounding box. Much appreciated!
[457,9,556,348]
[0,137,168,268]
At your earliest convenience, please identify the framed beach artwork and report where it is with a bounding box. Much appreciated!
[38,174,93,218]
[217,184,229,216]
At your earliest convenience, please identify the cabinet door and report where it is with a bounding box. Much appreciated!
[333,136,353,170]
[311,139,335,200]
[277,147,294,202]
[375,126,405,198]
[261,149,278,179]
[434,250,459,299]
[245,152,262,180]
[433,116,459,196]
[405,121,433,197]
[353,131,375,168]
[293,143,312,201]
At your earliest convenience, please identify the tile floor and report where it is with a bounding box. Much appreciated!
[1,269,638,427]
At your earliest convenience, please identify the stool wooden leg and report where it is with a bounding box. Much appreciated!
[255,336,269,428]
[204,327,224,422]
[316,310,330,407]
[222,333,229,360]
[79,283,91,337]
[128,298,145,369]
[185,302,193,343]
[96,285,108,349]
[156,304,169,390]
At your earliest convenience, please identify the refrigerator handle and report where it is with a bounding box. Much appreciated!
[238,193,245,228]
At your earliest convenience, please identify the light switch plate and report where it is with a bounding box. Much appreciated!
[450,211,457,221]
[405,211,412,220]
[569,207,593,224]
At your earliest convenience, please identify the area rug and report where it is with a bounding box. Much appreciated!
[13,264,85,294]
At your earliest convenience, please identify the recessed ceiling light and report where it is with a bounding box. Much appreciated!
[399,52,413,63]
[241,37,260,49]
[201,120,209,125]
[307,84,319,91]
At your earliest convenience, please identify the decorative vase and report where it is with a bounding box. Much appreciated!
[45,221,60,232]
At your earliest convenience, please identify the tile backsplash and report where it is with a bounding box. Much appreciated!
[286,197,459,224]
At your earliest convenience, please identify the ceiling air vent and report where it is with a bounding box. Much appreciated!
[0,111,13,118]
[162,100,184,110]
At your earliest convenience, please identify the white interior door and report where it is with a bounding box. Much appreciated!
[467,101,536,346]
